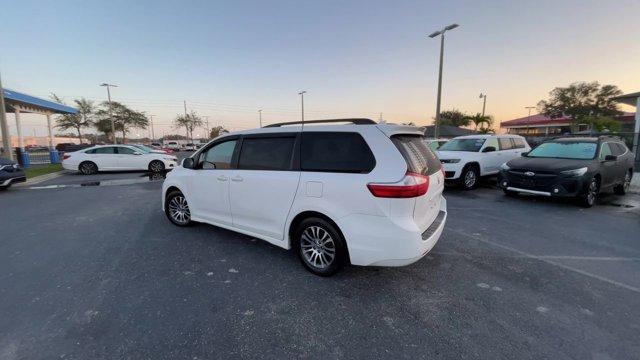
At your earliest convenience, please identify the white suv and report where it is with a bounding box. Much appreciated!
[438,134,530,189]
[162,119,447,276]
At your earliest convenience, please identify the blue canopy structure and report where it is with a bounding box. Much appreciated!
[3,89,77,114]
[2,88,78,166]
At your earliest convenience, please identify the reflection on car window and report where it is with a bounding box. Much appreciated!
[201,140,237,169]
[117,147,137,155]
[238,137,294,171]
[439,138,486,152]
[599,143,612,160]
[528,142,597,160]
[92,147,116,154]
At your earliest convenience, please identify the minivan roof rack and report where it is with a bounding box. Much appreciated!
[264,118,377,127]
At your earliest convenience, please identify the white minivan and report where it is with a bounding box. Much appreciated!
[438,134,530,189]
[162,119,447,276]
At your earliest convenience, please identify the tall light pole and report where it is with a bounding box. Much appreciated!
[479,93,487,117]
[0,71,11,160]
[258,109,262,128]
[428,23,459,139]
[100,83,118,144]
[525,106,535,135]
[149,115,155,141]
[298,91,306,123]
[203,115,210,138]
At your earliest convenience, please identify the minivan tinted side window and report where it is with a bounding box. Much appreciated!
[513,138,526,149]
[301,132,375,173]
[238,137,295,171]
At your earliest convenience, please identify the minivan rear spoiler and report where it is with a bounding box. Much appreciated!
[375,124,426,138]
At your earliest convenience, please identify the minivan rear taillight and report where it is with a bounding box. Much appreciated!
[62,154,71,160]
[367,171,430,198]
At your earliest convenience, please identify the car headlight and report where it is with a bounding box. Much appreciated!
[500,162,510,171]
[441,159,461,164]
[560,167,588,177]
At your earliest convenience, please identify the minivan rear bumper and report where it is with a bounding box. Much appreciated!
[338,196,447,267]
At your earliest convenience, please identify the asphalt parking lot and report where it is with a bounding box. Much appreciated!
[1,171,639,359]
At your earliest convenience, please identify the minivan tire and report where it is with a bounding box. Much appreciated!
[165,190,193,226]
[460,165,479,190]
[294,217,346,276]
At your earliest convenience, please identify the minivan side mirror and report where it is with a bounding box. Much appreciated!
[133,151,142,155]
[182,158,195,169]
[482,146,496,153]
[604,154,617,161]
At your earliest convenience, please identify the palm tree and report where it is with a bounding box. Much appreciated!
[467,113,493,131]
[174,111,204,143]
[51,94,94,143]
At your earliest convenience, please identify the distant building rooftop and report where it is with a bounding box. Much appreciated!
[500,112,635,128]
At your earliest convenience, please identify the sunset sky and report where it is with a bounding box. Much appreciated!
[1,0,639,138]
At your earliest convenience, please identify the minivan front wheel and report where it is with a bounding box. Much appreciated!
[295,218,346,276]
[165,190,192,226]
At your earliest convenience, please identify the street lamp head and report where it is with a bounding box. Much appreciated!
[100,83,117,87]
[445,23,459,31]
[428,31,441,38]
[298,91,306,95]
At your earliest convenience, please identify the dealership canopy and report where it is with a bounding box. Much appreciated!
[1,88,77,164]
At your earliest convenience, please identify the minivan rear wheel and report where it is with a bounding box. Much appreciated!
[295,218,346,276]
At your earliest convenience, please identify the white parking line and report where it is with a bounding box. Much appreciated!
[432,252,640,261]
[450,229,640,294]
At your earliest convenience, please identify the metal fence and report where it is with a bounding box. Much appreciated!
[12,148,54,166]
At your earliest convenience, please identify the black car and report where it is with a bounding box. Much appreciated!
[0,157,26,190]
[499,136,634,207]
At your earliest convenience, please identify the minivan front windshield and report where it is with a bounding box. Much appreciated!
[438,138,486,152]
[527,142,597,160]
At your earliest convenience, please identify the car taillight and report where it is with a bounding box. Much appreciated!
[440,166,445,177]
[367,171,429,198]
[62,154,71,160]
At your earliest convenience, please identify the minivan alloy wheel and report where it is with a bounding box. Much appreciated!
[300,226,336,269]
[168,195,190,224]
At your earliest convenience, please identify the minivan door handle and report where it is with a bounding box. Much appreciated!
[231,176,243,182]
[217,175,228,181]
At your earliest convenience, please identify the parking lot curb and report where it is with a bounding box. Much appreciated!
[16,171,68,187]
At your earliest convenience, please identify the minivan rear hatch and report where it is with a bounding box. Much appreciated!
[389,134,445,232]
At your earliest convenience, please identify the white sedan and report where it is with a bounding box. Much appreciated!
[62,145,178,175]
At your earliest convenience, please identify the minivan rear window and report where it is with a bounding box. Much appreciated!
[391,135,441,176]
[301,132,375,173]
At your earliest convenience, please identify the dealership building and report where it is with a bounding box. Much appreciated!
[500,112,636,136]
